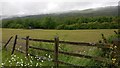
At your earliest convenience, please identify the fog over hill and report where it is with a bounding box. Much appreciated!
[1,6,118,20]
[0,0,119,19]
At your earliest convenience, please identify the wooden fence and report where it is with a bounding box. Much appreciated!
[3,34,120,67]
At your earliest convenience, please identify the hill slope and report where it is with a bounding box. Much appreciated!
[2,6,118,20]
[24,6,118,18]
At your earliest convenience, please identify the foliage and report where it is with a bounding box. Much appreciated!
[2,16,119,30]
[2,41,103,67]
[107,31,120,43]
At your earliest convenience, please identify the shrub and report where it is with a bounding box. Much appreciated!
[107,32,120,43]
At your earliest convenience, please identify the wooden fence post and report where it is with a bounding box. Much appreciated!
[101,34,107,43]
[4,36,13,48]
[11,35,17,55]
[101,34,108,57]
[26,36,29,58]
[54,36,59,67]
[114,31,118,34]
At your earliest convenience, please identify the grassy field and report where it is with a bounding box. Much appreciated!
[1,28,118,67]
[2,28,117,42]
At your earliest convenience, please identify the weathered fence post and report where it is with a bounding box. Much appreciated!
[101,34,107,43]
[114,31,118,34]
[101,34,109,57]
[11,35,17,55]
[4,36,13,48]
[26,36,29,58]
[54,36,59,67]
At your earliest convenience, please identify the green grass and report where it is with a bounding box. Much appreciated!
[2,42,102,67]
[2,49,47,67]
[1,28,117,67]
[2,28,117,42]
[2,44,54,67]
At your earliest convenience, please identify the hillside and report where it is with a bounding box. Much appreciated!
[2,6,119,29]
[1,6,118,20]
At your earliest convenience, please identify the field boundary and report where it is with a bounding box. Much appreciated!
[3,34,120,67]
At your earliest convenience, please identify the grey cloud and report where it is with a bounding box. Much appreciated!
[20,2,48,14]
[0,1,119,16]
[1,2,48,15]
[102,2,119,6]
[2,2,21,15]
[58,2,91,10]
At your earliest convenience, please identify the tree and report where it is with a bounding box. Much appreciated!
[41,17,56,29]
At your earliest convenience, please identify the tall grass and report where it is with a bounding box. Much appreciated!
[2,41,103,67]
[28,42,103,66]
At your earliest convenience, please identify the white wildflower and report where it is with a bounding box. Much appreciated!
[25,57,27,59]
[20,59,23,62]
[17,62,19,64]
[18,48,19,50]
[14,55,16,57]
[11,57,14,60]
[41,60,43,62]
[30,56,32,59]
[9,61,11,63]
[17,57,19,59]
[39,63,42,66]
[37,58,39,61]
[13,58,16,61]
[30,60,32,63]
[39,57,41,60]
[21,64,23,66]
[36,63,38,66]
[24,64,26,66]
[10,63,12,65]
[1,63,4,65]
[48,55,51,58]
[27,63,29,65]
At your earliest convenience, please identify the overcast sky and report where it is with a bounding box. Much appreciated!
[0,0,119,16]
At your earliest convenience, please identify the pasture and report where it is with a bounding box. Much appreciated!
[2,28,117,42]
[1,29,118,67]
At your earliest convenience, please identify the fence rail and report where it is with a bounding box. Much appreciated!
[22,37,97,46]
[22,38,111,48]
[29,45,111,62]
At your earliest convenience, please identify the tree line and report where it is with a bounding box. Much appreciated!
[2,16,120,30]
